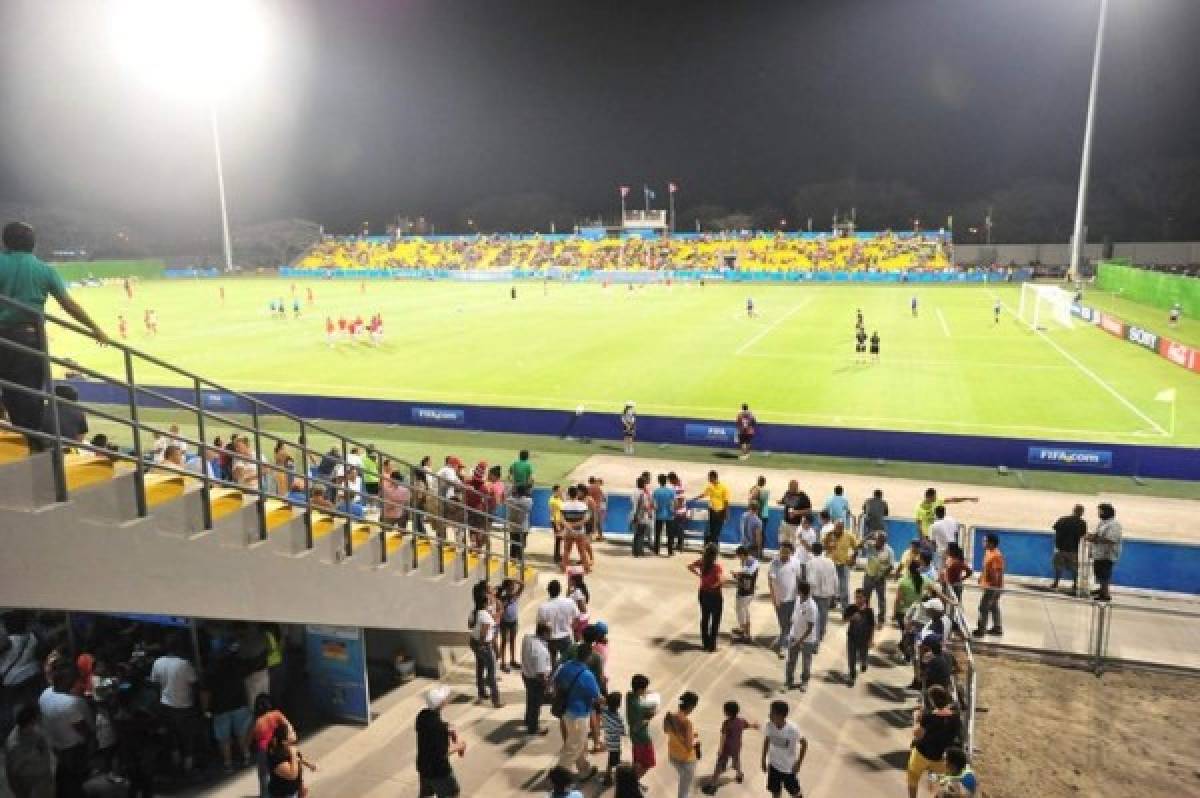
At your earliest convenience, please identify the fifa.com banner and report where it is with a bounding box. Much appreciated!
[1027,446,1113,470]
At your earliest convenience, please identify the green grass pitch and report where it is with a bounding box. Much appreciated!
[49,278,1197,446]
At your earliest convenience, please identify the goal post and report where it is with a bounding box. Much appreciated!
[1018,283,1075,331]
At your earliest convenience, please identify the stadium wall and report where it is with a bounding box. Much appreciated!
[277,267,1031,284]
[51,259,166,281]
[67,381,1200,480]
[1097,261,1200,315]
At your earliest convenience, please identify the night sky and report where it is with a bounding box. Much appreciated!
[1,0,1198,235]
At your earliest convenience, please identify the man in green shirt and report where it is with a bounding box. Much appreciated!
[914,488,977,540]
[0,222,107,443]
[508,449,534,497]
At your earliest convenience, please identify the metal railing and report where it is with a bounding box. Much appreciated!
[0,294,529,580]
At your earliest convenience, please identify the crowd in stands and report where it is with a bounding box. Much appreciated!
[1,610,298,798]
[294,232,953,273]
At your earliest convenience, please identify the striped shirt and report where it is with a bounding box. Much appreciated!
[601,708,625,752]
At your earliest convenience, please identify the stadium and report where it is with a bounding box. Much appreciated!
[2,2,1200,798]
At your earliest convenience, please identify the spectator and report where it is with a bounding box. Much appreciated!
[150,634,199,773]
[806,542,838,644]
[862,531,894,627]
[549,484,565,563]
[732,545,760,643]
[973,533,1005,637]
[894,561,927,634]
[496,577,524,672]
[663,691,700,798]
[652,474,676,556]
[159,443,186,469]
[600,692,626,786]
[43,384,87,445]
[381,470,411,530]
[465,462,490,549]
[5,702,55,798]
[625,674,655,780]
[587,477,607,543]
[416,685,465,798]
[559,486,590,572]
[700,700,759,794]
[521,623,552,736]
[554,652,601,783]
[265,724,307,798]
[537,580,579,668]
[749,475,770,530]
[739,500,764,558]
[548,765,585,798]
[252,695,294,798]
[285,477,308,504]
[767,542,800,657]
[232,438,261,490]
[822,519,858,610]
[509,448,534,495]
[823,485,850,525]
[234,623,271,710]
[761,700,806,798]
[906,685,962,798]
[1087,503,1122,602]
[936,746,978,796]
[621,402,637,454]
[203,647,253,771]
[929,506,961,571]
[695,470,731,546]
[688,544,726,653]
[0,221,107,446]
[918,636,953,692]
[0,614,44,740]
[861,489,889,536]
[38,661,93,797]
[777,480,811,548]
[467,588,501,708]
[940,543,972,608]
[915,488,976,541]
[631,475,654,558]
[361,445,380,496]
[795,514,819,566]
[1050,504,1087,593]
[614,763,646,798]
[785,581,818,692]
[844,587,875,686]
[668,472,688,554]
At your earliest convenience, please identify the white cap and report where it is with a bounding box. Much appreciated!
[922,597,945,613]
[425,684,451,710]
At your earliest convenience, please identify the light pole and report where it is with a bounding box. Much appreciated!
[1068,0,1109,282]
[209,104,234,272]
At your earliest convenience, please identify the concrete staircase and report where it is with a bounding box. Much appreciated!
[0,430,534,632]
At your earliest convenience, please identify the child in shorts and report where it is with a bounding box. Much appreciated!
[701,700,759,794]
[601,692,626,786]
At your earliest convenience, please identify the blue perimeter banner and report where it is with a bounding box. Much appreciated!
[305,625,370,725]
[685,423,738,444]
[410,406,465,425]
[1027,446,1113,470]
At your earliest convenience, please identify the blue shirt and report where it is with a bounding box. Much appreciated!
[824,494,850,523]
[652,486,676,521]
[555,660,601,719]
[739,512,763,547]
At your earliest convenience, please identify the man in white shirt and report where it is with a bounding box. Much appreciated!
[151,639,199,772]
[761,700,807,798]
[805,542,839,646]
[929,505,960,571]
[38,661,93,794]
[767,542,800,657]
[536,580,580,667]
[785,582,819,691]
[794,516,819,574]
[520,623,553,736]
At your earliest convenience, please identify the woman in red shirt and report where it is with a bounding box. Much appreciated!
[688,544,726,653]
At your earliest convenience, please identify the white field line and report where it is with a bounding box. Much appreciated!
[936,308,951,337]
[990,292,1168,437]
[737,352,1071,371]
[217,377,1148,439]
[734,299,811,356]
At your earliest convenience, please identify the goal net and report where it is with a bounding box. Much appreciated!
[1017,283,1075,331]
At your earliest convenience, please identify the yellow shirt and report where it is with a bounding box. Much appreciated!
[915,500,943,538]
[704,482,731,512]
[549,496,564,524]
[665,711,696,763]
[823,530,860,566]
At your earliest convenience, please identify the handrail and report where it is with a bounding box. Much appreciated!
[0,293,528,576]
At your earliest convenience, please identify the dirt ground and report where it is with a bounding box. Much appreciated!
[567,454,1200,540]
[974,656,1200,798]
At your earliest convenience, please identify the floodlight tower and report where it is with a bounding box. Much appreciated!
[1068,0,1109,282]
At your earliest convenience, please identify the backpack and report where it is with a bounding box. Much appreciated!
[550,663,585,719]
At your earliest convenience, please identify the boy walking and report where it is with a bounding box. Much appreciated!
[601,692,626,787]
[843,588,875,686]
[701,701,759,794]
[761,701,807,798]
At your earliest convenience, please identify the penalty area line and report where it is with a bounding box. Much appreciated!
[936,308,951,337]
[734,299,811,356]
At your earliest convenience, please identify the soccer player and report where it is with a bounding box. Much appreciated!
[747,297,755,318]
[620,403,636,455]
[855,327,867,363]
[735,403,756,460]
[306,286,315,305]
[325,316,335,345]
[993,299,1002,325]
[370,314,384,346]
[292,297,301,318]
[144,309,158,335]
[855,308,863,329]
[869,330,880,362]
[277,298,286,319]
[218,285,225,304]
[117,314,128,340]
[337,315,348,340]
[910,295,918,317]
[123,277,133,300]
[1169,302,1182,327]
[511,285,517,300]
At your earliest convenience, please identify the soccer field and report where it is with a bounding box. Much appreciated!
[49,278,1198,445]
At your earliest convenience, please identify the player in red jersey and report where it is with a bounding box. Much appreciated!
[123,278,133,300]
[325,316,335,345]
[144,309,158,336]
[306,286,314,305]
[218,285,225,304]
[337,316,348,339]
[117,315,128,340]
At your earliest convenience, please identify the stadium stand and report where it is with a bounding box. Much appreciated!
[294,232,953,272]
